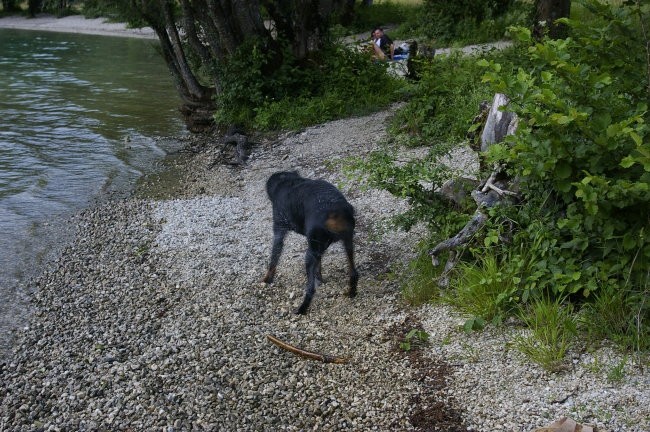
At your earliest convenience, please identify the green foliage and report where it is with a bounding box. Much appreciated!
[514,297,577,371]
[0,0,19,14]
[399,328,430,351]
[40,0,79,16]
[606,356,628,383]
[401,241,445,305]
[398,0,530,46]
[480,0,650,299]
[462,316,486,332]
[580,282,650,353]
[215,41,402,130]
[344,48,514,231]
[446,251,519,325]
[82,0,147,26]
[343,1,417,34]
[390,51,496,147]
[347,0,649,358]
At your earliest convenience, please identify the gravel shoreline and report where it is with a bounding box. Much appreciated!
[1,108,648,431]
[0,14,156,38]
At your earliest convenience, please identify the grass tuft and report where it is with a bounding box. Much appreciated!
[514,297,577,372]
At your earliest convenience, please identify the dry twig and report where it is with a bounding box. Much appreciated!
[267,334,349,364]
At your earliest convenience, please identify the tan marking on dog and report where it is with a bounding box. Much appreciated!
[325,214,348,233]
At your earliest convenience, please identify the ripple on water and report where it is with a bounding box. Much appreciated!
[0,29,185,359]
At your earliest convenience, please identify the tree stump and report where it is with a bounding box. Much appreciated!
[429,93,519,287]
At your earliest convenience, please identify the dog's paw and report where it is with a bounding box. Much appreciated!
[294,306,308,315]
[347,289,357,298]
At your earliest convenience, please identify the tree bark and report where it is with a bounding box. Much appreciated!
[126,0,344,131]
[533,0,571,40]
[429,93,520,287]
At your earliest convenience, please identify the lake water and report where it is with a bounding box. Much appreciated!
[0,29,185,358]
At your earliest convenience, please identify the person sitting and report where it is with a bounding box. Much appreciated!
[371,27,394,61]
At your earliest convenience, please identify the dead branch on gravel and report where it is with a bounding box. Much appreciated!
[208,125,250,168]
[267,335,349,364]
[429,93,520,287]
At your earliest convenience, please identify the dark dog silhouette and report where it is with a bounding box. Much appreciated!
[262,171,359,314]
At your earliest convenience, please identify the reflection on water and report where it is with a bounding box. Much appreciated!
[0,29,185,358]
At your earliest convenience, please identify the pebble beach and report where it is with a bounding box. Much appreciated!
[0,15,648,432]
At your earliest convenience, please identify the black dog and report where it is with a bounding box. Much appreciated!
[262,171,359,314]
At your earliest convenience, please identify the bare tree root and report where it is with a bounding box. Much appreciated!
[428,211,488,287]
[428,93,520,287]
[207,126,250,168]
[267,335,349,364]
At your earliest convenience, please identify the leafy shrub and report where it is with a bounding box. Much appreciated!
[389,50,499,147]
[215,41,402,130]
[400,0,529,46]
[348,0,649,356]
[480,0,650,298]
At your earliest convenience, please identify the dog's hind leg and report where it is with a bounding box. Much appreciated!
[263,229,287,284]
[315,256,324,285]
[344,236,359,298]
[296,248,322,314]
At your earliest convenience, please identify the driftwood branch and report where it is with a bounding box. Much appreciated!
[208,125,250,168]
[267,335,349,364]
[223,132,248,165]
[428,210,489,287]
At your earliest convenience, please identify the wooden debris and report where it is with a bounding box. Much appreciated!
[208,125,250,168]
[223,130,248,165]
[428,93,520,286]
[266,334,349,364]
[429,210,488,287]
[533,416,595,432]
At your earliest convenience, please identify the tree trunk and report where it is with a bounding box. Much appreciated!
[128,0,345,132]
[533,0,571,40]
[3,0,17,12]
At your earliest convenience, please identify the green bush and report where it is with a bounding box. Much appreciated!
[349,0,649,355]
[389,50,499,147]
[481,0,650,298]
[400,0,529,46]
[215,41,402,130]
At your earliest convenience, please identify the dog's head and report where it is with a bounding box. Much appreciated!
[266,171,303,199]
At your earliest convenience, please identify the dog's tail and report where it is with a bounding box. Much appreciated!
[325,210,352,234]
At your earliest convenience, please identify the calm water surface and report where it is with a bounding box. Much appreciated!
[0,29,185,357]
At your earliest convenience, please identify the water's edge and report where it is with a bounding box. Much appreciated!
[0,134,201,361]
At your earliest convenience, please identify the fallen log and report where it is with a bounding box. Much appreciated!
[267,334,349,364]
[223,129,248,165]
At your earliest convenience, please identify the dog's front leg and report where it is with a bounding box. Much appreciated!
[263,228,287,284]
[344,236,359,298]
[296,248,321,314]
